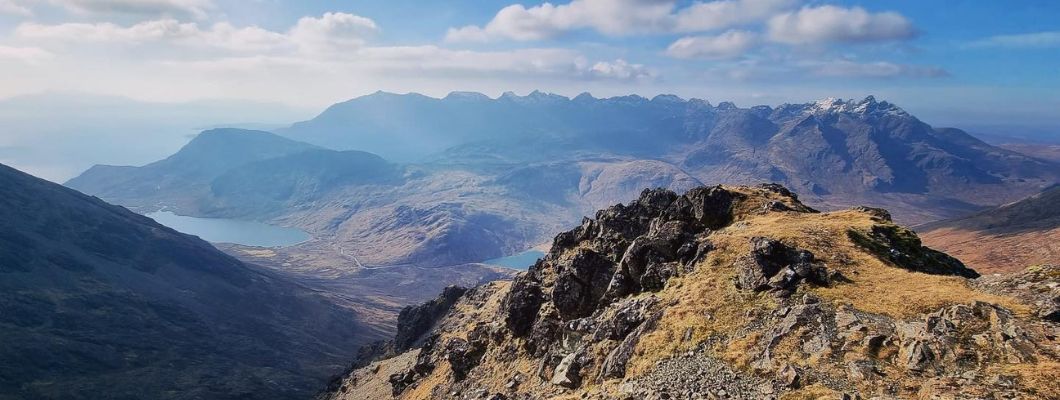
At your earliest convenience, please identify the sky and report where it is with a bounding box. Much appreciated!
[0,0,1058,131]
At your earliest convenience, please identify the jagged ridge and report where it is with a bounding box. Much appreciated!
[324,184,1058,400]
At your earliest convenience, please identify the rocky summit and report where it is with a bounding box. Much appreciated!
[321,184,1059,400]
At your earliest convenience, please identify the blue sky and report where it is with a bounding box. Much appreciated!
[0,0,1057,132]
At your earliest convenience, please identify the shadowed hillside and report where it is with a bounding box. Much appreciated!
[0,163,385,400]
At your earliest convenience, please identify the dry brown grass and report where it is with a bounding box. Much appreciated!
[360,191,1048,399]
[1002,361,1060,399]
[626,206,1033,381]
[919,226,1060,275]
[714,210,1027,318]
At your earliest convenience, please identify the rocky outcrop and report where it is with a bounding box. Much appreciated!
[735,237,836,296]
[976,264,1060,322]
[848,224,980,278]
[395,286,469,351]
[324,184,1058,400]
[345,286,469,371]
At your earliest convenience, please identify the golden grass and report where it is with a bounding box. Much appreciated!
[373,192,1047,399]
[626,206,1034,380]
[1003,362,1060,399]
[713,210,1028,318]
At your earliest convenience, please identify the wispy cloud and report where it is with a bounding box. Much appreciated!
[0,45,53,63]
[966,31,1060,49]
[53,0,216,19]
[16,12,378,54]
[666,30,758,59]
[806,60,947,79]
[0,0,31,16]
[713,57,947,81]
[12,12,654,84]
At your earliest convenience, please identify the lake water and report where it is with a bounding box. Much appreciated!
[483,249,546,270]
[146,211,310,247]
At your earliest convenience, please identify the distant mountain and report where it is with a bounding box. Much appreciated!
[67,128,319,212]
[918,185,1060,273]
[281,92,1058,222]
[0,92,308,182]
[67,93,1058,270]
[205,149,403,218]
[0,163,382,400]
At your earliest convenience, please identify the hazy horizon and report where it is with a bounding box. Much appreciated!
[0,1,1057,122]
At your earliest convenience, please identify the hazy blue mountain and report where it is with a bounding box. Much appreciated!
[0,93,310,182]
[0,163,383,400]
[205,149,404,218]
[66,128,319,211]
[67,93,1058,271]
[278,91,694,161]
[281,92,1058,222]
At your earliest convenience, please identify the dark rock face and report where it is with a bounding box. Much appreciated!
[374,285,509,397]
[388,334,441,396]
[494,185,816,388]
[444,336,487,381]
[736,237,834,296]
[848,225,979,278]
[348,286,469,371]
[503,272,545,338]
[552,249,614,320]
[598,304,662,379]
[395,286,469,351]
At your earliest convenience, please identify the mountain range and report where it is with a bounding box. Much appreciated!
[69,92,1059,272]
[9,90,1060,399]
[284,92,1058,224]
[0,163,381,400]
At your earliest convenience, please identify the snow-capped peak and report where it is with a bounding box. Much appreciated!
[808,96,907,117]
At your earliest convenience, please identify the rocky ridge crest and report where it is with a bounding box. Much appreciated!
[327,184,1058,399]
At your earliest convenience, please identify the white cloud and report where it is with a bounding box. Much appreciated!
[15,12,378,54]
[666,30,757,59]
[446,0,673,42]
[53,0,215,19]
[0,45,53,63]
[966,31,1060,49]
[767,5,916,45]
[288,12,379,51]
[0,0,31,16]
[674,0,794,32]
[446,0,794,43]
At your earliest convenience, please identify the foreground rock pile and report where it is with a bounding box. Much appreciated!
[323,185,1059,400]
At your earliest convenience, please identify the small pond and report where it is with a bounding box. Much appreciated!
[483,249,546,270]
